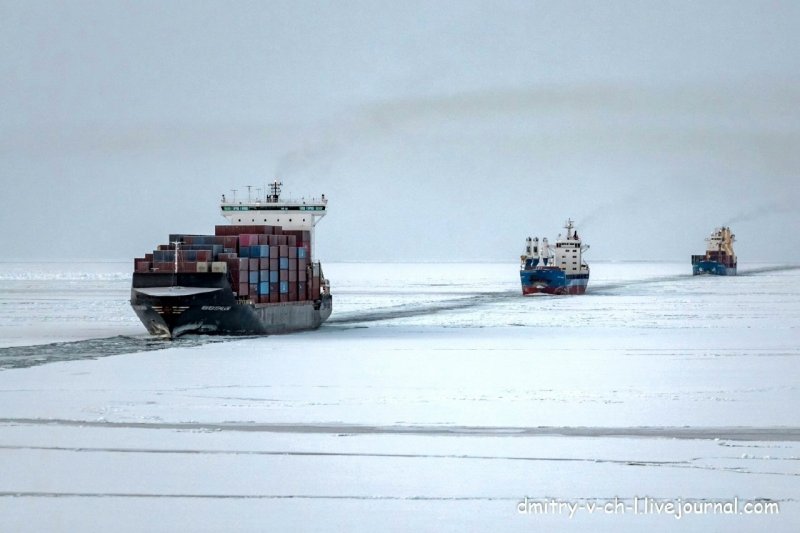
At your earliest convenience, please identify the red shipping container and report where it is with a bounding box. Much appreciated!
[145,253,153,261]
[278,235,288,245]
[269,246,278,258]
[258,234,269,245]
[288,247,297,259]
[239,283,249,296]
[287,235,297,247]
[298,270,307,282]
[288,270,297,282]
[298,258,307,271]
[219,225,272,236]
[289,259,298,271]
[279,245,289,257]
[269,293,279,303]
[280,270,289,281]
[279,294,289,303]
[298,281,307,300]
[268,235,279,246]
[269,258,279,270]
[249,258,259,270]
[259,258,269,269]
[269,282,279,295]
[250,284,258,295]
[239,258,249,270]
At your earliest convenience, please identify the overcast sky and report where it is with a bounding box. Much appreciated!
[1,0,799,262]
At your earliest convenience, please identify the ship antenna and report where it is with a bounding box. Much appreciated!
[246,185,253,203]
[230,189,237,203]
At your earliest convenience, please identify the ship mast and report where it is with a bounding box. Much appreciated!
[267,180,282,203]
[172,240,180,287]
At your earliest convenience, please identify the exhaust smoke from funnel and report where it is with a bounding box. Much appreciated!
[723,202,797,226]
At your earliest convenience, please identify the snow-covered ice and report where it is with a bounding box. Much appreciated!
[0,261,798,531]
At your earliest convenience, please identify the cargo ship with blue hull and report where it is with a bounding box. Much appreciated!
[130,181,332,338]
[520,219,590,295]
[692,226,737,276]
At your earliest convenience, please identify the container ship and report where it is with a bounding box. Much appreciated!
[520,219,589,295]
[130,181,332,338]
[691,226,737,276]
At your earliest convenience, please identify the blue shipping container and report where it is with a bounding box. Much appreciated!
[239,247,250,258]
[249,271,258,284]
[279,257,289,270]
[297,247,307,259]
[250,246,261,258]
[260,245,270,258]
[260,270,269,281]
[259,281,269,295]
[279,281,289,294]
[269,271,279,283]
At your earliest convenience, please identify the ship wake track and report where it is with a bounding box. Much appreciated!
[0,336,237,371]
[328,291,519,325]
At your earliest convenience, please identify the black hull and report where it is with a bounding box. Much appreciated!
[130,272,332,338]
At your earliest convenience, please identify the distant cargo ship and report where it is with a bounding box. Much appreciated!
[520,219,590,295]
[130,181,332,338]
[691,226,737,276]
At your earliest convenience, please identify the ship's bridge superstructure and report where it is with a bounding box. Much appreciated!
[521,219,589,275]
[705,226,736,259]
[220,180,327,256]
[220,181,327,230]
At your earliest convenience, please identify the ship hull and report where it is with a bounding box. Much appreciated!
[520,268,589,295]
[692,260,737,276]
[130,272,331,338]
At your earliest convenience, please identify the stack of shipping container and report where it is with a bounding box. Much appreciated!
[134,225,322,304]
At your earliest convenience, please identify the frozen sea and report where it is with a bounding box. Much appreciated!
[0,261,798,532]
